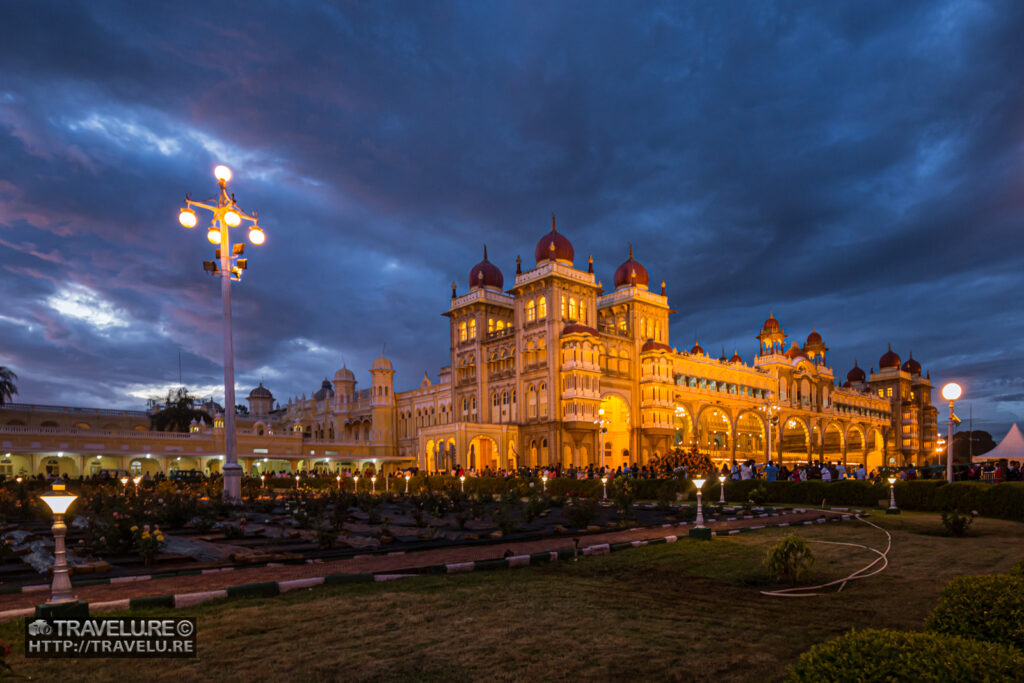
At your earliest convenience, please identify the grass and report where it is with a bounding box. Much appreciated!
[3,511,1023,682]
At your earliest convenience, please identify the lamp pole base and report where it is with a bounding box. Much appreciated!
[222,463,243,502]
[35,600,90,621]
[688,527,713,540]
[885,508,901,515]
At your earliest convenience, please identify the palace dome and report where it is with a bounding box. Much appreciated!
[784,342,807,360]
[248,383,273,399]
[312,378,334,401]
[901,352,922,375]
[371,355,393,372]
[847,362,866,383]
[730,349,743,364]
[806,329,822,345]
[763,314,781,331]
[879,344,901,370]
[333,365,355,381]
[534,215,574,265]
[690,340,704,355]
[613,245,649,290]
[468,246,503,290]
[641,339,673,353]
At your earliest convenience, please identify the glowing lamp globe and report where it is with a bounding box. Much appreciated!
[223,210,242,227]
[460,475,465,482]
[718,475,726,484]
[941,383,962,402]
[207,227,221,244]
[214,165,232,183]
[120,477,128,486]
[41,484,77,515]
[601,477,607,484]
[178,208,197,228]
[887,477,896,485]
[248,226,265,245]
[133,476,141,485]
[405,474,410,481]
[336,475,341,482]
[692,478,706,489]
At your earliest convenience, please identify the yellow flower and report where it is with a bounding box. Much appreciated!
[130,525,139,532]
[141,532,151,539]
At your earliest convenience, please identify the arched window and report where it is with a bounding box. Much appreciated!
[502,391,509,405]
[459,321,467,341]
[527,385,537,418]
[471,395,477,410]
[512,390,517,404]
[468,319,477,339]
[538,296,547,318]
[569,297,577,321]
[526,300,536,321]
[488,318,495,334]
[497,320,505,331]
[492,393,499,406]
[539,383,548,417]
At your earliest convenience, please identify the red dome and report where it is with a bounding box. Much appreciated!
[901,352,921,375]
[730,350,743,364]
[847,362,866,383]
[641,339,673,353]
[613,245,650,290]
[468,245,503,289]
[784,342,807,360]
[879,344,901,370]
[690,340,704,355]
[806,329,822,345]
[763,314,780,331]
[534,215,574,264]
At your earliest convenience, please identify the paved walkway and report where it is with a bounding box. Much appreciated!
[0,508,832,613]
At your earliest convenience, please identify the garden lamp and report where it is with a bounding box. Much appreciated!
[459,475,465,493]
[405,474,411,494]
[601,476,608,501]
[371,475,377,495]
[354,475,359,493]
[336,475,342,490]
[887,476,898,512]
[692,478,706,528]
[260,474,266,488]
[718,475,726,504]
[542,474,548,493]
[40,483,77,604]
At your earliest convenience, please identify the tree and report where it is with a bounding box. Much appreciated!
[0,367,18,406]
[149,387,213,433]
[953,430,996,463]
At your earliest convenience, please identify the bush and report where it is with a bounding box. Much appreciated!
[940,509,974,536]
[786,629,1024,682]
[926,574,1024,649]
[564,498,599,529]
[1011,559,1024,578]
[765,534,814,585]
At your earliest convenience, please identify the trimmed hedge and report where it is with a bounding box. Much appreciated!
[927,574,1024,649]
[786,629,1024,682]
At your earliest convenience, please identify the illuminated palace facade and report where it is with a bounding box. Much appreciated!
[0,220,938,478]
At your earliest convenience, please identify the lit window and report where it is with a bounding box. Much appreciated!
[469,319,477,338]
[538,296,547,318]
[497,320,505,331]
[886,387,893,397]
[488,318,495,333]
[561,295,567,319]
[459,321,467,341]
[526,300,536,321]
[878,389,884,398]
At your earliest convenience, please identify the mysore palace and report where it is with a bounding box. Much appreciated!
[1,219,939,478]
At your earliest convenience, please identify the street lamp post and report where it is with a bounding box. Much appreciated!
[941,383,963,483]
[595,408,607,471]
[178,164,266,503]
[760,402,779,467]
[40,484,78,604]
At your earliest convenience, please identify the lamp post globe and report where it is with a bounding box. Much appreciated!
[178,208,197,228]
[213,165,232,183]
[718,475,726,504]
[941,382,963,483]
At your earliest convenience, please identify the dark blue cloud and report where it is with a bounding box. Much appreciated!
[0,0,1021,436]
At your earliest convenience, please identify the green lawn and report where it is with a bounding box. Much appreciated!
[4,511,1022,682]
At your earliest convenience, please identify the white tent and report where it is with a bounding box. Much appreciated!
[972,423,1024,463]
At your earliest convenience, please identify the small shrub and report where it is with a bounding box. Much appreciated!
[748,484,767,506]
[316,524,337,550]
[926,574,1024,649]
[765,534,814,585]
[564,498,599,529]
[786,629,1024,682]
[614,477,636,518]
[1011,559,1024,578]
[492,504,516,536]
[940,508,975,536]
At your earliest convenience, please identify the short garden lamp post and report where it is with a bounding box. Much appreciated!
[371,475,377,495]
[405,474,410,494]
[541,474,548,493]
[133,476,141,487]
[295,474,301,490]
[459,475,465,493]
[120,476,129,490]
[601,476,608,501]
[260,474,265,488]
[40,483,77,604]
[886,476,899,514]
[16,476,23,484]
[692,478,706,528]
[336,475,342,491]
[718,475,726,504]
[354,475,359,493]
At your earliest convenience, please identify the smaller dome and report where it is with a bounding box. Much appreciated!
[248,383,273,399]
[784,342,807,360]
[468,245,504,290]
[561,323,599,337]
[879,344,901,370]
[901,352,922,375]
[371,355,393,371]
[534,215,574,264]
[806,329,822,345]
[847,362,866,383]
[730,349,743,364]
[763,313,780,331]
[333,365,355,381]
[641,339,673,353]
[613,245,650,290]
[690,340,704,355]
[312,378,334,401]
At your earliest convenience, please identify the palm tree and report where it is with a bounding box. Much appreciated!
[149,387,213,432]
[0,367,17,406]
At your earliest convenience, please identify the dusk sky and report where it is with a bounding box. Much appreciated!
[1,1,1022,436]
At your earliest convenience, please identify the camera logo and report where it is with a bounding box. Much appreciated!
[27,619,53,636]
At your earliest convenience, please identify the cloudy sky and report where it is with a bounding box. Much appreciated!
[0,1,1021,436]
